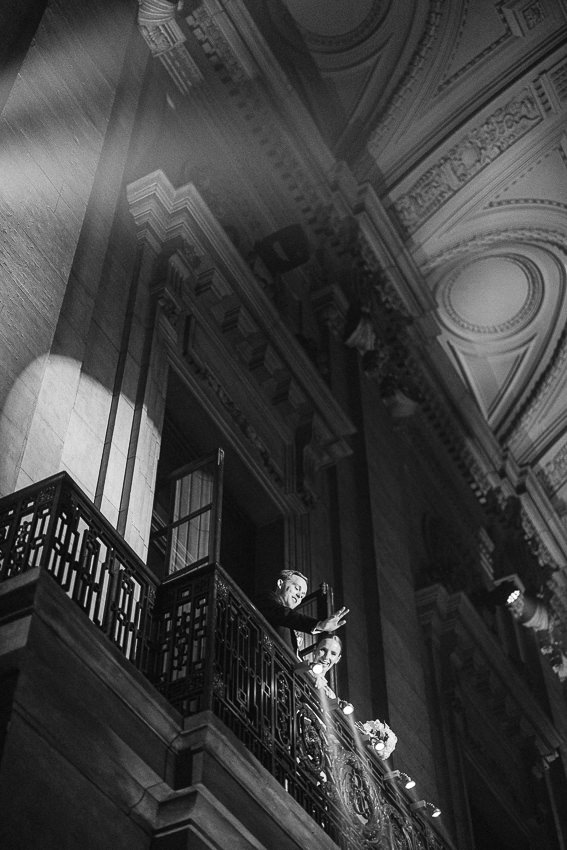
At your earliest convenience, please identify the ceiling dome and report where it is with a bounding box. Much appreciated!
[437,257,543,337]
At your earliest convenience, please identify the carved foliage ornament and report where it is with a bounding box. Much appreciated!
[394,90,542,233]
[138,0,182,53]
[137,0,203,91]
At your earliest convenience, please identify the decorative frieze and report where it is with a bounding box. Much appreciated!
[424,227,567,273]
[549,57,567,104]
[523,1,546,30]
[393,90,542,234]
[181,346,286,491]
[137,0,203,92]
[539,443,567,494]
[502,1,546,37]
[368,0,444,149]
[185,0,256,86]
[503,324,567,443]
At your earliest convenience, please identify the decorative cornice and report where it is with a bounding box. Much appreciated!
[127,170,355,507]
[501,0,547,38]
[138,0,176,31]
[423,226,567,272]
[502,323,567,443]
[182,346,286,490]
[185,0,256,86]
[549,56,567,105]
[367,0,444,153]
[489,197,567,213]
[539,442,567,494]
[393,90,542,234]
[137,0,203,92]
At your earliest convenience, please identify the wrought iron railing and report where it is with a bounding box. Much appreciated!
[0,474,452,849]
[151,564,451,850]
[0,472,156,670]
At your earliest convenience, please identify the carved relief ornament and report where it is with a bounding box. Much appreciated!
[393,90,542,234]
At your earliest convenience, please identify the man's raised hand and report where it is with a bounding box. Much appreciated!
[317,606,349,632]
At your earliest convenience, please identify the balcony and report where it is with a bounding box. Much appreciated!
[0,473,452,850]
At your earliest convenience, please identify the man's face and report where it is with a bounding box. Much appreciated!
[313,638,341,672]
[276,574,307,609]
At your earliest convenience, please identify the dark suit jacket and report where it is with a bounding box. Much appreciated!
[255,591,319,655]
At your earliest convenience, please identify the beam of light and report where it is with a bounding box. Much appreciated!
[0,10,142,232]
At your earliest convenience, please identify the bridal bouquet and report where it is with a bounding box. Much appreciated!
[358,718,397,760]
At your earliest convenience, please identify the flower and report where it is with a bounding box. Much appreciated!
[358,719,398,760]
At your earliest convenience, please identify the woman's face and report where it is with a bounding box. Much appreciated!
[314,637,341,672]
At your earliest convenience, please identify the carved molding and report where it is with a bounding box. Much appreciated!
[185,0,256,86]
[127,170,355,507]
[423,226,567,272]
[368,0,444,152]
[436,0,509,93]
[502,0,547,38]
[138,0,177,32]
[181,345,286,491]
[393,90,543,234]
[137,0,259,94]
[549,57,567,105]
[539,443,567,493]
[137,0,203,92]
[502,323,567,443]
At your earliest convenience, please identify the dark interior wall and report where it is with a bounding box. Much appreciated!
[0,670,18,766]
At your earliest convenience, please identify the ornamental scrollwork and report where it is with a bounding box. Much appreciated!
[296,703,329,776]
[330,746,387,845]
[274,671,293,748]
[261,633,274,654]
[216,577,230,603]
[212,669,225,699]
[393,90,542,233]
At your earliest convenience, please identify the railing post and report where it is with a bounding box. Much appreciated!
[37,473,65,572]
[203,566,219,713]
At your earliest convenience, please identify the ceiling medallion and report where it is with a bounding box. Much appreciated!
[437,256,543,337]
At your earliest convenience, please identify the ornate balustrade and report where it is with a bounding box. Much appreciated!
[152,563,451,850]
[0,474,452,849]
[0,472,156,671]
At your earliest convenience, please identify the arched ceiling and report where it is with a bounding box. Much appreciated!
[269,0,567,522]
